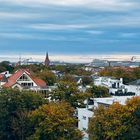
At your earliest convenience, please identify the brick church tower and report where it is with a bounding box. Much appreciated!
[44,52,50,66]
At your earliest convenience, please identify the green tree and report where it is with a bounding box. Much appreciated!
[87,85,110,98]
[50,75,92,108]
[35,69,56,86]
[0,89,47,140]
[0,61,14,73]
[27,101,82,140]
[82,76,93,86]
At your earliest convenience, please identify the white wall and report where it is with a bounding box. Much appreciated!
[125,85,140,96]
[77,108,93,139]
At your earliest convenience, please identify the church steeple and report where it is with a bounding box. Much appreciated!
[44,52,50,66]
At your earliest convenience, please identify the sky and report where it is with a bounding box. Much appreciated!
[0,0,140,62]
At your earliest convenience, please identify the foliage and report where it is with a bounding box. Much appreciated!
[0,89,47,140]
[0,61,14,73]
[35,69,56,86]
[88,97,140,140]
[99,67,140,84]
[82,76,93,86]
[50,64,92,76]
[87,85,110,98]
[50,75,92,108]
[27,101,82,140]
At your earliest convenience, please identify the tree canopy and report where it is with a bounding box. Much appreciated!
[99,67,140,84]
[49,75,92,108]
[87,85,110,98]
[88,97,140,140]
[27,101,82,140]
[0,89,47,140]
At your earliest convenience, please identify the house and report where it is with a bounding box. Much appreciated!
[125,80,140,96]
[0,71,11,78]
[77,96,133,140]
[77,108,93,140]
[94,76,124,94]
[3,69,47,91]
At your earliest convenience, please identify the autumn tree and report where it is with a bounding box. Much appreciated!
[99,67,140,84]
[27,101,82,140]
[88,97,140,140]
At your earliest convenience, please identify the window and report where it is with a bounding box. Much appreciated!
[83,128,87,131]
[83,116,86,120]
[17,74,30,81]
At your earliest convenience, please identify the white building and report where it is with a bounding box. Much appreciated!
[78,108,93,140]
[125,80,140,96]
[94,76,124,94]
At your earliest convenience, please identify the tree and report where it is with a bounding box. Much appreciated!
[88,97,140,140]
[82,76,93,86]
[0,61,14,73]
[0,89,47,140]
[50,75,92,108]
[27,101,82,140]
[99,67,140,84]
[87,85,110,98]
[35,69,56,86]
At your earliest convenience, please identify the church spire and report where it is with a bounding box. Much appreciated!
[44,52,50,66]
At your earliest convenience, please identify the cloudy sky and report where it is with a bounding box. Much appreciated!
[0,0,140,60]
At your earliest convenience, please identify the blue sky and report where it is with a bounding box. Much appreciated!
[0,0,140,56]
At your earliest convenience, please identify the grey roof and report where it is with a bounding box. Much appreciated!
[128,79,140,86]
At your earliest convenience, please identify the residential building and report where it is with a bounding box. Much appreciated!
[125,80,140,96]
[94,76,124,94]
[3,69,47,91]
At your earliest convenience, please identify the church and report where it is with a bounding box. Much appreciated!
[44,52,50,66]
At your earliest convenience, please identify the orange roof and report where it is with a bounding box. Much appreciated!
[0,74,5,80]
[33,78,46,87]
[3,69,47,88]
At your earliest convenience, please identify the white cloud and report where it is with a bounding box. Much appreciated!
[0,12,39,19]
[86,30,104,35]
[2,0,138,11]
[28,23,90,30]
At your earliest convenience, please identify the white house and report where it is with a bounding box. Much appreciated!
[94,76,124,94]
[77,108,93,140]
[125,80,140,96]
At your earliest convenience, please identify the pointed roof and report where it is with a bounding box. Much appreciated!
[45,52,50,66]
[3,69,47,88]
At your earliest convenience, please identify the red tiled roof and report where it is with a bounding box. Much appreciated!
[33,78,46,87]
[3,69,46,88]
[0,74,5,80]
[3,69,24,88]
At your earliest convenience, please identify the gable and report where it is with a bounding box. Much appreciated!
[17,73,32,82]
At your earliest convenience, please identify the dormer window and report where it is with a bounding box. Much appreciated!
[17,74,30,81]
